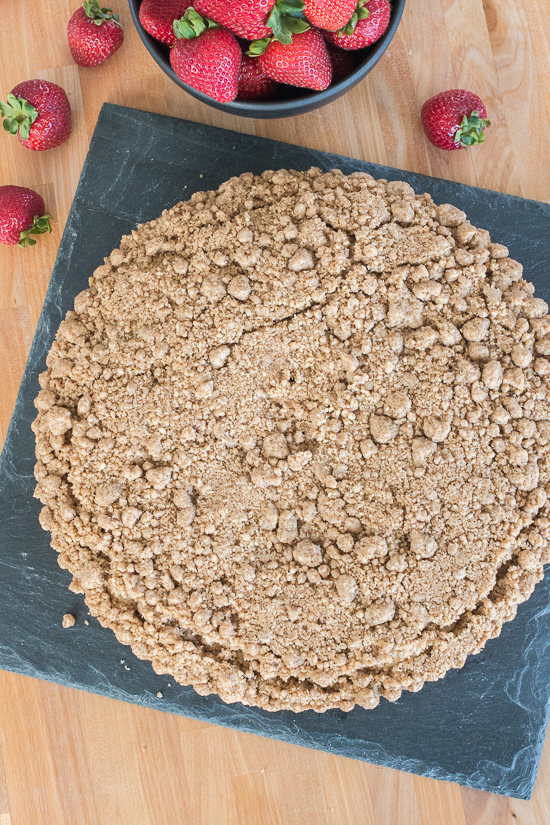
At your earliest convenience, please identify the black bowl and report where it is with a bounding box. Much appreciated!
[128,0,406,119]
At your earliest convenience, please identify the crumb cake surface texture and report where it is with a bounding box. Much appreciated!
[33,168,550,713]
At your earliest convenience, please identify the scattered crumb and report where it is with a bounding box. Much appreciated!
[156,691,163,698]
[84,620,89,626]
[33,168,550,714]
[62,613,75,628]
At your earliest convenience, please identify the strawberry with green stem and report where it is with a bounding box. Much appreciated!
[170,10,241,103]
[0,186,52,247]
[251,28,332,90]
[1,79,71,151]
[194,0,310,45]
[193,0,275,40]
[302,0,357,31]
[324,0,390,50]
[68,0,124,67]
[421,89,491,150]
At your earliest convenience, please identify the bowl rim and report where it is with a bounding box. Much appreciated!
[127,0,407,118]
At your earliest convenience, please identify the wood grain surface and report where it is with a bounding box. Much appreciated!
[1,1,550,822]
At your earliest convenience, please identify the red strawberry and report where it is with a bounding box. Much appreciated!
[68,0,124,67]
[421,90,491,151]
[304,0,357,31]
[324,0,390,50]
[139,0,193,47]
[193,0,275,40]
[170,10,241,103]
[0,186,52,247]
[0,80,71,151]
[195,1,314,47]
[256,29,332,90]
[326,41,360,82]
[238,55,279,100]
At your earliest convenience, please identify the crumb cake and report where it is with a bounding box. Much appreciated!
[33,168,550,713]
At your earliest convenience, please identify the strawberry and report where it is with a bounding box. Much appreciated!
[0,186,52,247]
[170,10,241,103]
[139,0,193,47]
[303,0,357,31]
[67,0,124,67]
[194,0,312,45]
[238,55,279,100]
[421,90,491,151]
[324,0,390,50]
[325,41,360,82]
[1,80,71,151]
[254,29,332,90]
[193,0,276,40]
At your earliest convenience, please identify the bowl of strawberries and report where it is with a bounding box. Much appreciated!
[128,0,406,118]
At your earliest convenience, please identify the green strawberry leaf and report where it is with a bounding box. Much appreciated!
[188,8,207,36]
[342,13,358,35]
[83,0,121,25]
[283,16,310,33]
[19,236,37,247]
[19,117,33,142]
[455,111,491,150]
[173,8,218,39]
[247,38,272,56]
[339,0,370,34]
[267,10,292,45]
[267,4,309,45]
[18,214,53,248]
[173,18,195,39]
[276,0,305,13]
[0,94,39,142]
[2,119,18,135]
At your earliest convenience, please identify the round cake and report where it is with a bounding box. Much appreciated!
[33,167,550,713]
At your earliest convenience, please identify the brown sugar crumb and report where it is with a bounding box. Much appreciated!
[62,613,75,628]
[33,168,550,713]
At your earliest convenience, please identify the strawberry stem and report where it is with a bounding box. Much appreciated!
[267,0,309,46]
[0,94,39,142]
[18,214,52,248]
[83,0,121,26]
[339,0,370,36]
[247,38,273,56]
[455,111,491,148]
[173,9,219,40]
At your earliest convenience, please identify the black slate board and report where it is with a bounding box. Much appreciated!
[2,103,550,800]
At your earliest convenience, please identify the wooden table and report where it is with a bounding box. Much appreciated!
[1,1,550,822]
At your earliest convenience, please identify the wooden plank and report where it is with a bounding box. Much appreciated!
[0,743,10,816]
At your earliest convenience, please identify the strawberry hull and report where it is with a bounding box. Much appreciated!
[128,0,406,118]
[0,186,49,246]
[5,80,71,151]
[324,0,391,50]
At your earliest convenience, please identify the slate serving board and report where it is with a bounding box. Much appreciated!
[2,103,550,800]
